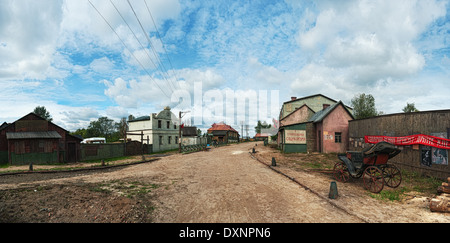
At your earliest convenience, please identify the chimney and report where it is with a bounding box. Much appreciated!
[323,104,330,110]
[291,97,297,101]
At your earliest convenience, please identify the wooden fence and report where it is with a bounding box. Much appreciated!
[80,141,152,161]
[348,110,450,179]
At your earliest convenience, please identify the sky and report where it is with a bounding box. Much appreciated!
[1,0,450,135]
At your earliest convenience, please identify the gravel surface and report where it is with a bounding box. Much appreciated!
[1,142,449,223]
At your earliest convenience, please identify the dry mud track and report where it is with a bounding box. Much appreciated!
[1,142,449,223]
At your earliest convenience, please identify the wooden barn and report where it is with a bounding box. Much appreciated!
[0,113,82,165]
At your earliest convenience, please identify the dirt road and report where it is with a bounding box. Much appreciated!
[1,142,449,223]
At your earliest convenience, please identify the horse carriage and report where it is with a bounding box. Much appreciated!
[334,142,402,193]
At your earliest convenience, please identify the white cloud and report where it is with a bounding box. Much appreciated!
[59,0,181,54]
[90,57,115,73]
[0,0,63,80]
[291,0,447,113]
[102,67,226,110]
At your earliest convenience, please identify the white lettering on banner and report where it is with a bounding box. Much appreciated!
[365,134,450,150]
[285,130,306,144]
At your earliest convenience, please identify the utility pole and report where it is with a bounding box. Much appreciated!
[240,121,244,142]
[179,110,190,153]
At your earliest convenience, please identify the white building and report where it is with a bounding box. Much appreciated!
[127,106,179,153]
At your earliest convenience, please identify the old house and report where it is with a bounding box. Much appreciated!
[278,94,354,153]
[207,122,240,143]
[181,126,204,145]
[0,113,82,165]
[127,106,178,153]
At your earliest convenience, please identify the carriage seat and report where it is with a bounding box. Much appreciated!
[362,142,401,159]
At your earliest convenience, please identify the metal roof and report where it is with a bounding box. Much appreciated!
[308,101,354,123]
[6,131,62,140]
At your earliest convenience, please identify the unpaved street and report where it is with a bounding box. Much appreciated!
[1,142,449,223]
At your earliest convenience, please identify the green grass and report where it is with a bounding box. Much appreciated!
[91,180,160,199]
[367,169,445,201]
[369,187,409,201]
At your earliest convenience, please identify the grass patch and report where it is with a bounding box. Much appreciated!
[82,156,134,164]
[94,180,160,199]
[367,169,445,201]
[369,187,409,201]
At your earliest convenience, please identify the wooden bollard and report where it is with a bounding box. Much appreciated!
[329,181,338,199]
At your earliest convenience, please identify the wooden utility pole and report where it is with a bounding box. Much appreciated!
[179,111,182,153]
[178,110,190,153]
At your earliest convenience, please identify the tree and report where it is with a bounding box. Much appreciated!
[71,128,87,139]
[350,93,378,119]
[118,117,128,140]
[255,120,271,134]
[85,117,118,142]
[33,106,53,122]
[403,102,419,113]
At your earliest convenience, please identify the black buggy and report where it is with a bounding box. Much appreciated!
[334,142,402,193]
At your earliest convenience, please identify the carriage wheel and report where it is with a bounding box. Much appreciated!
[363,166,384,193]
[382,164,402,188]
[333,162,350,183]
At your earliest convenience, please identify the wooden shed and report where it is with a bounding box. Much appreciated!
[0,113,82,165]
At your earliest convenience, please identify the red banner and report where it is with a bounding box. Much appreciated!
[364,134,450,150]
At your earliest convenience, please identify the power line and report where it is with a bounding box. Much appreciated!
[88,0,171,99]
[126,0,178,93]
[109,0,174,94]
[143,0,182,91]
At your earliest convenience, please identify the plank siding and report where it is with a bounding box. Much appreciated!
[349,110,450,179]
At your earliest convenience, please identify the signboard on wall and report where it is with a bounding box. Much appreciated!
[431,133,448,165]
[285,130,306,144]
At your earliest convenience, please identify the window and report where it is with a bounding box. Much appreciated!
[158,120,162,128]
[168,136,172,144]
[167,121,170,129]
[174,124,177,129]
[159,136,163,145]
[335,132,342,143]
[175,136,178,144]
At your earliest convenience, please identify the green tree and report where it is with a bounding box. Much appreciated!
[351,93,378,119]
[71,128,87,139]
[33,106,53,122]
[403,102,419,113]
[85,117,118,142]
[255,120,271,134]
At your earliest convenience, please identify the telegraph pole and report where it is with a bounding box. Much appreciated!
[179,110,190,153]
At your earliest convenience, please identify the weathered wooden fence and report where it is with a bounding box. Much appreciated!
[348,110,450,179]
[80,141,152,161]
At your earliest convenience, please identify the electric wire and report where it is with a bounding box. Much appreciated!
[88,0,171,99]
[109,0,174,94]
[126,0,178,93]
[143,0,182,91]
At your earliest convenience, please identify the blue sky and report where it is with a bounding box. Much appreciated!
[1,0,450,134]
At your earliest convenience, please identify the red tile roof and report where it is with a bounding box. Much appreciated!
[207,123,239,133]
